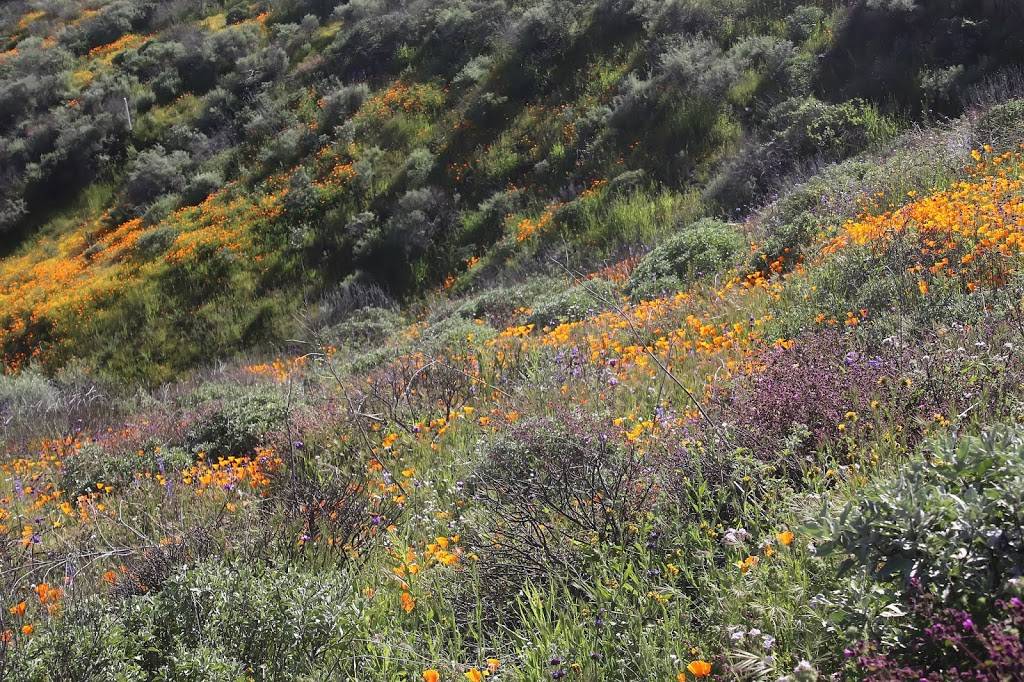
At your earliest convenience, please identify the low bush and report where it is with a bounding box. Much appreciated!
[974,98,1024,152]
[325,306,405,349]
[14,560,353,680]
[185,391,288,457]
[626,218,745,299]
[119,145,192,218]
[527,278,617,327]
[469,411,663,598]
[61,442,191,499]
[817,426,1024,611]
[706,96,896,212]
[318,82,370,131]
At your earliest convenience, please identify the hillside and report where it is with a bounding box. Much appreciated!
[1,0,1024,680]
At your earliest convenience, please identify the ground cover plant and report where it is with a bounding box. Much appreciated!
[1,0,1024,680]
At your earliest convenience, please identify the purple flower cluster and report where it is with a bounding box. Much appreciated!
[712,331,893,472]
[852,594,1024,681]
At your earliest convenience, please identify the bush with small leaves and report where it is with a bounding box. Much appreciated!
[185,391,288,458]
[319,82,370,131]
[816,426,1024,611]
[120,145,192,217]
[469,411,663,599]
[785,5,825,44]
[180,171,223,207]
[707,96,894,212]
[527,279,618,328]
[61,442,192,500]
[12,560,353,680]
[626,218,745,299]
[325,306,406,349]
[974,98,1024,152]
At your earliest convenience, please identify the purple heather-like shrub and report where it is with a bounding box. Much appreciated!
[853,591,1024,681]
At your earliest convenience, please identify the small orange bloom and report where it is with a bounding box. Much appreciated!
[400,591,415,613]
[422,670,440,682]
[464,669,483,682]
[8,601,25,617]
[20,624,33,636]
[776,530,795,546]
[687,660,712,677]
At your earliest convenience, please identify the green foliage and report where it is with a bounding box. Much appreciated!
[13,561,353,681]
[185,391,287,457]
[449,278,555,326]
[325,305,406,349]
[526,278,617,327]
[61,443,191,499]
[707,96,897,212]
[816,426,1024,607]
[627,218,745,299]
[119,145,192,217]
[319,82,370,131]
[417,315,497,356]
[975,98,1024,152]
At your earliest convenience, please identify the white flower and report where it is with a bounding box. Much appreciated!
[722,527,751,546]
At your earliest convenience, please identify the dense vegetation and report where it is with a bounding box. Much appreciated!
[1,0,1024,680]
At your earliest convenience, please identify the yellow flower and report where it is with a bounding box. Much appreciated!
[422,670,440,682]
[486,658,500,672]
[465,668,483,682]
[687,660,712,677]
[776,530,794,546]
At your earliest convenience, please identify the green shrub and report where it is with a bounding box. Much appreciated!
[707,96,896,211]
[15,604,150,682]
[450,279,558,327]
[326,305,405,348]
[14,561,352,681]
[785,5,825,44]
[0,369,59,419]
[527,278,618,328]
[119,145,193,218]
[417,315,497,356]
[816,426,1024,609]
[626,218,745,299]
[180,171,223,207]
[185,391,287,457]
[974,98,1024,152]
[61,443,191,499]
[319,82,371,131]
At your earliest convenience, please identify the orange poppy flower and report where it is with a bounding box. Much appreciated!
[687,660,712,677]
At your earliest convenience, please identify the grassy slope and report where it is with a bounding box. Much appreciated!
[0,118,1023,678]
[1,1,1024,680]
